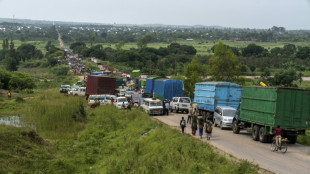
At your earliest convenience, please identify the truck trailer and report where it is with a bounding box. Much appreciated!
[233,86,310,144]
[193,82,242,122]
[86,75,116,97]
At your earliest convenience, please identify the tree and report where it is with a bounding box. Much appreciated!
[9,72,35,90]
[51,65,70,76]
[70,42,86,54]
[242,44,267,57]
[137,35,152,49]
[115,41,125,51]
[281,44,296,57]
[296,46,310,59]
[209,41,240,81]
[17,44,43,61]
[183,56,207,99]
[89,34,95,46]
[0,69,12,89]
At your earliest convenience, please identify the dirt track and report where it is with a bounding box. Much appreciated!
[153,112,310,174]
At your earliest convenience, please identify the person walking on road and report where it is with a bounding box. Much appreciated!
[165,100,169,116]
[180,117,186,134]
[205,120,213,140]
[191,114,198,136]
[111,97,114,105]
[198,118,204,139]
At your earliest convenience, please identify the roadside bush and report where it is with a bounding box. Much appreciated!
[51,65,70,76]
[9,72,36,90]
[15,96,25,103]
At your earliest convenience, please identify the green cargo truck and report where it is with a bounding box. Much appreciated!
[233,86,310,144]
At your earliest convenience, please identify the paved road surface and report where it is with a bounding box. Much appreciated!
[153,113,310,174]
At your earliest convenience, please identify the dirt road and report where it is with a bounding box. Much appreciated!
[153,113,310,174]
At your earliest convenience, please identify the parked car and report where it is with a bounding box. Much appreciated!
[59,85,71,93]
[114,97,129,109]
[169,97,191,113]
[214,106,236,129]
[141,98,163,115]
[87,95,106,106]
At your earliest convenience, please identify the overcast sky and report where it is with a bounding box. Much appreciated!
[0,0,309,29]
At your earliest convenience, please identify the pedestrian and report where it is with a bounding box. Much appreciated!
[162,100,166,115]
[122,102,126,109]
[111,97,114,105]
[205,120,213,140]
[127,103,131,111]
[180,117,186,134]
[165,100,169,116]
[198,118,204,139]
[7,90,11,99]
[191,114,198,135]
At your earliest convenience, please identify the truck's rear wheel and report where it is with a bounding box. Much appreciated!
[252,125,259,141]
[232,120,240,134]
[288,136,297,144]
[259,127,268,143]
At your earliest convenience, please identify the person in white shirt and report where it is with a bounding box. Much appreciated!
[165,100,170,115]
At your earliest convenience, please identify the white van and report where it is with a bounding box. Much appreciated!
[71,87,86,96]
[141,98,163,115]
[87,95,106,106]
[170,97,191,113]
[114,97,129,109]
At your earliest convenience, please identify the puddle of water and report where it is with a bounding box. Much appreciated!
[0,115,35,129]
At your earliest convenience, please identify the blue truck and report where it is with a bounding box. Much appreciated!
[152,79,184,101]
[193,82,241,121]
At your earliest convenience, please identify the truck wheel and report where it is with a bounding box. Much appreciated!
[232,120,240,134]
[288,136,297,144]
[185,110,189,114]
[259,127,268,143]
[252,125,259,141]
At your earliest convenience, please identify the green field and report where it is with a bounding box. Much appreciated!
[94,40,310,55]
[0,90,258,173]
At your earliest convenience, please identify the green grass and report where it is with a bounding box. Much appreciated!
[93,40,310,55]
[297,130,310,146]
[22,90,86,139]
[0,95,258,173]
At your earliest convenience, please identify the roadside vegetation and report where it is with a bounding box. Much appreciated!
[0,93,258,173]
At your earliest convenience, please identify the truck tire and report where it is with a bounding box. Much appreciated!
[232,120,240,134]
[259,127,268,143]
[252,125,259,141]
[288,136,297,144]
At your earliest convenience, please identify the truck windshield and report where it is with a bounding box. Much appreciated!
[223,110,236,117]
[118,99,127,103]
[150,101,162,106]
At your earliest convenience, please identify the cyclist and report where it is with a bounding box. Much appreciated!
[275,125,282,150]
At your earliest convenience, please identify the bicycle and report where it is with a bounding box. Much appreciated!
[270,137,288,153]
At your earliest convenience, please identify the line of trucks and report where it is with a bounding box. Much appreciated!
[193,82,310,144]
[82,74,310,144]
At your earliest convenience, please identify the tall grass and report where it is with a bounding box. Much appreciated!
[71,105,258,174]
[23,90,86,139]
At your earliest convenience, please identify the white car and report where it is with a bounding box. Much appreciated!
[214,106,236,129]
[106,95,117,104]
[169,97,191,114]
[70,87,86,96]
[114,97,129,109]
[141,98,163,115]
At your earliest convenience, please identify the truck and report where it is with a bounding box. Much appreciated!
[153,79,183,101]
[131,70,141,78]
[86,75,116,97]
[232,86,310,144]
[145,77,160,97]
[193,82,241,122]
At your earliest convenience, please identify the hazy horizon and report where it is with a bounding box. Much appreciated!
[0,0,310,30]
